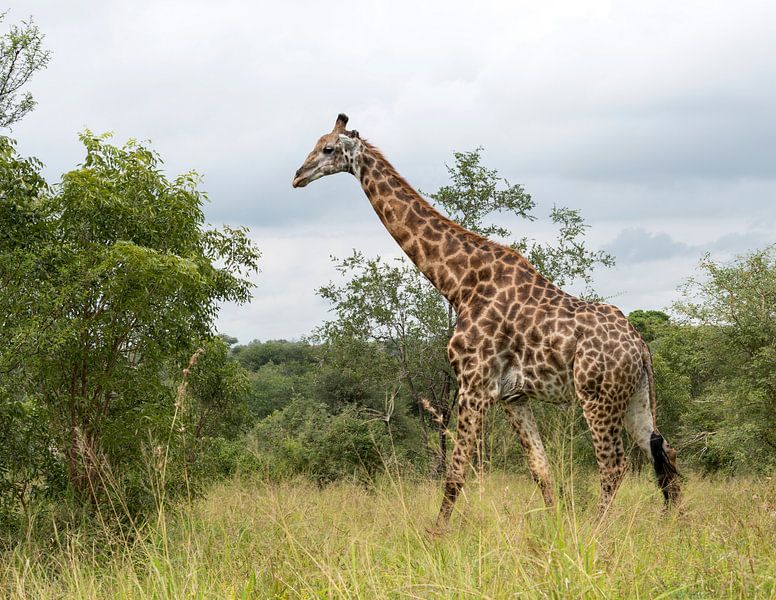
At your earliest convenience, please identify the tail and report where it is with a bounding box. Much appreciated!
[650,432,680,505]
[642,341,681,506]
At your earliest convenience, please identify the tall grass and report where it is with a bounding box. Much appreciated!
[3,365,773,598]
[2,471,775,598]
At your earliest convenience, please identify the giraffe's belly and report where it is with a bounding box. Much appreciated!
[499,363,575,404]
[492,326,579,404]
[524,369,575,403]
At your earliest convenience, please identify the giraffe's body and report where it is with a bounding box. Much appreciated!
[293,115,680,529]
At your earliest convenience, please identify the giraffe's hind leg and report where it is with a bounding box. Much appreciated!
[623,377,681,506]
[575,372,628,516]
[501,401,555,507]
[574,346,636,515]
[584,404,626,516]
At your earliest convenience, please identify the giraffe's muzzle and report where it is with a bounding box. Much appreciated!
[292,167,309,188]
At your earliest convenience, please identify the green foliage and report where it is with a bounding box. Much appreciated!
[185,337,253,444]
[670,246,776,473]
[249,396,396,484]
[315,366,376,413]
[243,340,425,484]
[232,334,427,484]
[189,437,262,481]
[0,13,50,128]
[232,339,318,375]
[515,206,615,289]
[628,309,671,343]
[0,133,260,524]
[649,351,691,442]
[316,252,453,405]
[316,252,453,474]
[426,147,534,238]
[623,247,776,475]
[428,148,614,289]
[246,362,309,419]
[233,339,319,420]
[0,387,64,531]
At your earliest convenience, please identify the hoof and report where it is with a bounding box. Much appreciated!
[425,523,449,538]
[662,496,686,518]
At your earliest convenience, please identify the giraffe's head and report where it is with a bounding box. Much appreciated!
[292,113,362,188]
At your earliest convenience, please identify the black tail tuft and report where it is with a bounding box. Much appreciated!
[650,431,680,505]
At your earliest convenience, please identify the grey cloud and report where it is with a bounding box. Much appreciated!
[603,227,775,267]
[707,231,775,255]
[11,0,776,229]
[5,0,776,340]
[514,176,776,224]
[604,229,693,264]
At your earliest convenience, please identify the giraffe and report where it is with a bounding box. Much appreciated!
[292,114,681,531]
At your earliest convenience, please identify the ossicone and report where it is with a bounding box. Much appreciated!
[334,113,349,132]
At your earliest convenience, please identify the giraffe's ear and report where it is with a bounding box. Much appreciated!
[334,113,349,133]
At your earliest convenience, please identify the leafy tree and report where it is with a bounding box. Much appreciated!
[218,333,239,348]
[0,136,57,525]
[0,133,260,516]
[670,246,776,472]
[316,253,452,474]
[185,337,252,448]
[427,147,534,237]
[232,339,318,375]
[232,339,320,422]
[628,309,671,343]
[247,362,310,419]
[0,13,50,128]
[428,148,614,289]
[0,384,62,529]
[516,206,615,291]
[315,365,376,413]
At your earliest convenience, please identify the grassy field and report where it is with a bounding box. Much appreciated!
[2,471,775,599]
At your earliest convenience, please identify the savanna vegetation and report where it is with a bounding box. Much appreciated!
[1,14,774,599]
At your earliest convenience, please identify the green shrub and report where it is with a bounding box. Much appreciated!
[249,397,398,484]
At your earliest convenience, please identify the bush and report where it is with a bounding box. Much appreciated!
[247,363,308,419]
[249,397,398,485]
[0,134,260,531]
[190,437,263,480]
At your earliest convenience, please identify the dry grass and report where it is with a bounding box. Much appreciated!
[2,472,775,598]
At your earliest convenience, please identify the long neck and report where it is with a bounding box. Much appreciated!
[355,142,537,308]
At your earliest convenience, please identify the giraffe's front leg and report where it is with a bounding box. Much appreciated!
[431,394,485,533]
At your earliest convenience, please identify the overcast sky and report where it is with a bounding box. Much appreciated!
[6,0,776,343]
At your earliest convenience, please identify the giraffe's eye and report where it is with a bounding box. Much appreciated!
[322,146,334,155]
